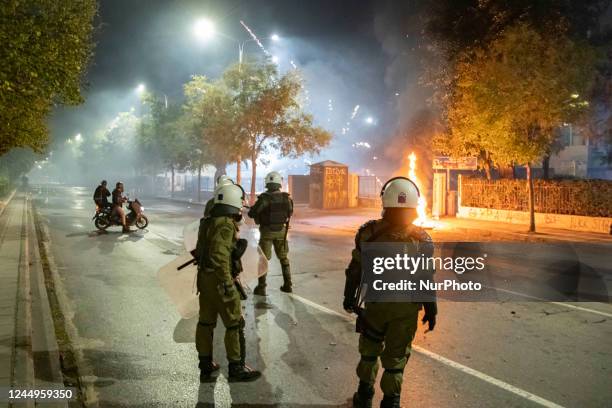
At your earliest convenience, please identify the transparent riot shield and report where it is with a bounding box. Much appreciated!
[157,253,199,319]
[158,219,268,319]
[240,225,269,284]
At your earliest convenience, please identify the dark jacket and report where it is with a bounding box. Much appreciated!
[94,185,110,206]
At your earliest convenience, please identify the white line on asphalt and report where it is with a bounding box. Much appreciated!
[288,293,567,408]
[493,287,612,318]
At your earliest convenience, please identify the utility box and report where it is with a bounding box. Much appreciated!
[309,160,349,209]
[288,175,310,204]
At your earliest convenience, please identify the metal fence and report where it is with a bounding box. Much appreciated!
[460,177,612,217]
[358,175,382,198]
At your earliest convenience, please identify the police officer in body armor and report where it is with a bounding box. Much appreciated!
[204,175,234,218]
[195,182,261,382]
[343,177,438,408]
[248,171,294,295]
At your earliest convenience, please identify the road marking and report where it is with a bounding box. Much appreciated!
[494,288,612,318]
[288,293,567,408]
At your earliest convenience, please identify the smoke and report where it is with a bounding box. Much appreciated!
[370,0,439,191]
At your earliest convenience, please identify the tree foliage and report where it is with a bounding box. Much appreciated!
[0,0,97,155]
[223,59,332,199]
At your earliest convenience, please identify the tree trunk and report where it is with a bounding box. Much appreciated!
[214,160,227,185]
[542,155,550,180]
[250,150,257,206]
[526,163,535,233]
[236,156,242,185]
[197,165,202,203]
[483,160,492,180]
[171,166,175,198]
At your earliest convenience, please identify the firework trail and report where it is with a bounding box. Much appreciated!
[240,20,271,57]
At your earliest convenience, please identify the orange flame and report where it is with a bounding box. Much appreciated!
[408,152,428,226]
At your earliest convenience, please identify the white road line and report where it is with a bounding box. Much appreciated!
[288,293,567,408]
[493,288,612,318]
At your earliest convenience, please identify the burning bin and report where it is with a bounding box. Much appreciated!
[309,160,349,209]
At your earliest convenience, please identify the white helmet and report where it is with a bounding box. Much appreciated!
[265,171,282,185]
[216,175,234,187]
[213,183,246,210]
[380,177,420,208]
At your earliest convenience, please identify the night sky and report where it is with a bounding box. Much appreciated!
[50,0,431,174]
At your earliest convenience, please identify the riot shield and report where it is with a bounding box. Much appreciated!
[157,253,199,319]
[158,219,267,318]
[240,227,269,284]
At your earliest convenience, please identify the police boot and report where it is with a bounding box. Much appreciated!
[380,394,401,408]
[228,362,262,382]
[279,264,293,293]
[352,381,374,408]
[253,276,267,296]
[198,356,220,383]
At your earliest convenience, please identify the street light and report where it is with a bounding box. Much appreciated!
[271,33,280,42]
[271,55,279,64]
[365,116,375,125]
[136,83,146,94]
[193,18,215,41]
[75,133,82,142]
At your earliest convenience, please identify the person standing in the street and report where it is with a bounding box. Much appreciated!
[248,171,294,295]
[204,175,234,218]
[195,182,262,382]
[93,180,110,209]
[343,177,437,408]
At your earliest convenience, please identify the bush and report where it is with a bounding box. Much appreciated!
[0,175,10,198]
[460,178,612,217]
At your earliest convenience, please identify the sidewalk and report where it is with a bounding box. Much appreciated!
[0,192,67,407]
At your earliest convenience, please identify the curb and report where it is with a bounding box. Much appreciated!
[31,200,99,407]
[0,188,17,218]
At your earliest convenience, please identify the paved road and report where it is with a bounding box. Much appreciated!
[32,185,611,407]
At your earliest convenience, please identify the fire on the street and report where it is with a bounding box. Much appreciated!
[408,152,440,229]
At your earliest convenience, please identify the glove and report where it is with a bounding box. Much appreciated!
[343,297,355,313]
[422,302,437,332]
[219,281,237,303]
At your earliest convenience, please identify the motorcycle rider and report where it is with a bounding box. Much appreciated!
[93,180,111,210]
[112,182,131,233]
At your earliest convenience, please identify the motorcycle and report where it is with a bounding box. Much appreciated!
[93,199,149,231]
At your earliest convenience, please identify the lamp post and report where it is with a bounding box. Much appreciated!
[192,18,280,184]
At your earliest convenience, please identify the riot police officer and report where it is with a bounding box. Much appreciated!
[248,171,294,295]
[343,177,437,408]
[204,175,234,218]
[195,183,261,382]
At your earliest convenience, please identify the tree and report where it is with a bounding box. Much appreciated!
[182,76,240,199]
[139,93,189,197]
[224,59,332,203]
[0,0,96,155]
[448,23,596,231]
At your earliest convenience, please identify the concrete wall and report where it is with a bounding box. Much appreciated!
[457,205,611,234]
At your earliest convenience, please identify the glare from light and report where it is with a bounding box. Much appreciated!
[365,116,375,125]
[75,133,82,141]
[271,33,280,41]
[193,18,215,41]
[271,55,279,64]
[571,93,579,99]
[136,83,146,93]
